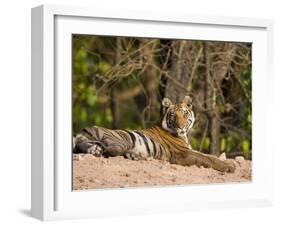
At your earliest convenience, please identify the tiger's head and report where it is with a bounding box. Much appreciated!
[161,95,195,140]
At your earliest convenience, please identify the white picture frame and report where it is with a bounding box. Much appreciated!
[31,4,274,221]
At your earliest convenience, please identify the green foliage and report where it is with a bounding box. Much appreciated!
[190,137,199,150]
[220,138,226,152]
[202,137,210,150]
[242,139,251,159]
[96,61,112,74]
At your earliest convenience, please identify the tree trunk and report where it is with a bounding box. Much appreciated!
[110,37,122,129]
[163,40,191,104]
[140,39,159,126]
[203,42,220,156]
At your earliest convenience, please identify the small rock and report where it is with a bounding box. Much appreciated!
[73,154,81,161]
[101,159,109,164]
[235,156,245,163]
[89,178,100,183]
[89,178,94,183]
[170,165,177,170]
[219,153,226,161]
[93,179,101,183]
[124,173,130,177]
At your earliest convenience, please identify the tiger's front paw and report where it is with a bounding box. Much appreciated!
[88,144,103,157]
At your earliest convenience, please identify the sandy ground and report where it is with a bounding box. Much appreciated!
[73,154,251,190]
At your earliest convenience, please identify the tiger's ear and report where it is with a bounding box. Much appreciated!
[162,97,173,108]
[182,95,192,108]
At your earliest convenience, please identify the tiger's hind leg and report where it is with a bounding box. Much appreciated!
[86,142,104,157]
[73,133,130,158]
[73,134,103,156]
[87,142,129,158]
[73,141,103,157]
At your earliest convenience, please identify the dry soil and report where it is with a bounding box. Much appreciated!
[73,154,251,190]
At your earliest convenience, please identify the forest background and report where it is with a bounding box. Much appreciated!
[72,35,252,159]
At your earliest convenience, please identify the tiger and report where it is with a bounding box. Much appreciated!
[73,95,235,173]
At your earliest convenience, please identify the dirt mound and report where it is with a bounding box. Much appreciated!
[73,154,251,190]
